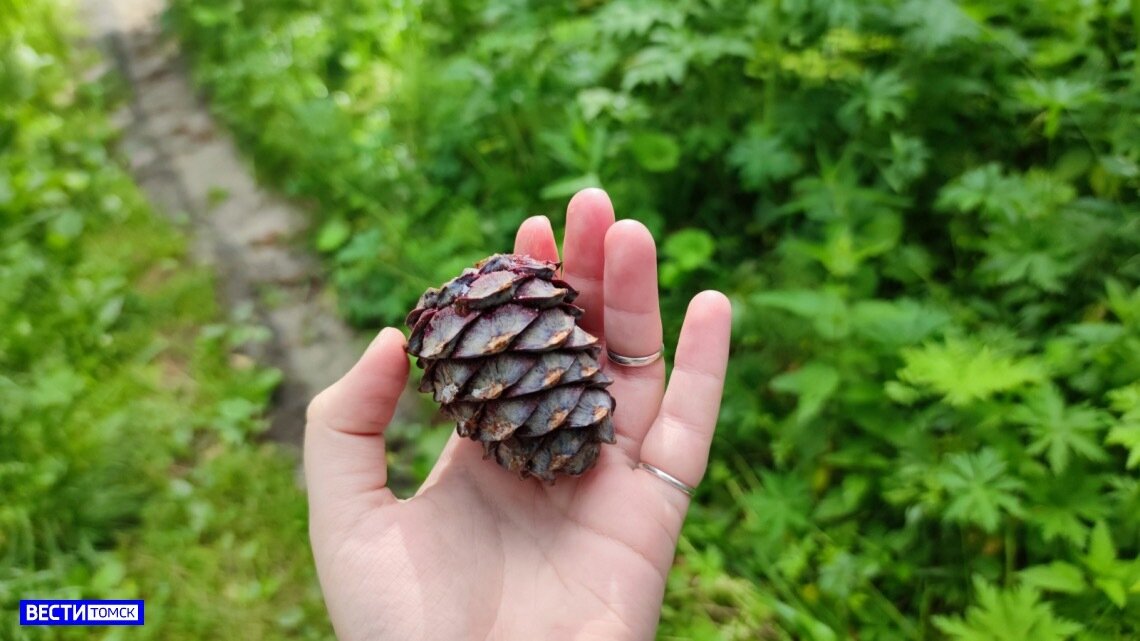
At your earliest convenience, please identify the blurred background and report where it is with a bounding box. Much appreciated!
[4,0,1140,639]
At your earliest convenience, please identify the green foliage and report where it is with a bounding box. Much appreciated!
[1012,386,1108,474]
[933,577,1081,641]
[167,0,1140,637]
[0,3,330,639]
[897,339,1046,407]
[125,446,332,640]
[938,449,1024,534]
[1107,382,1140,469]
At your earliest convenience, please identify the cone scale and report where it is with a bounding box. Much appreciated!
[405,254,616,482]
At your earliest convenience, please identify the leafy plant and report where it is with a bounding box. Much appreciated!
[1,3,331,639]
[934,577,1081,641]
[167,0,1140,637]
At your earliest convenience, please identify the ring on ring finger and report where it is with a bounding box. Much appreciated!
[607,344,664,368]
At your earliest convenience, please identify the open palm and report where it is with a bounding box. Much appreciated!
[305,189,732,641]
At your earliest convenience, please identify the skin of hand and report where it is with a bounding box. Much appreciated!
[304,188,732,641]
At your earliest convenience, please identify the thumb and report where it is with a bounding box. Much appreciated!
[304,327,408,530]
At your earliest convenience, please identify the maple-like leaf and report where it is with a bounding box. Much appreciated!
[1081,520,1140,608]
[622,44,687,90]
[839,69,910,126]
[727,128,802,191]
[594,0,685,38]
[850,298,951,346]
[1105,279,1140,327]
[897,338,1046,407]
[769,361,840,425]
[1107,383,1140,469]
[752,289,848,340]
[897,0,979,52]
[882,133,930,192]
[1025,472,1109,546]
[937,165,1077,225]
[938,449,1024,533]
[1011,385,1107,473]
[934,577,1082,641]
[1013,77,1103,139]
[741,472,813,550]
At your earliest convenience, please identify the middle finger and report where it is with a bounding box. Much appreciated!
[561,188,614,337]
[603,220,666,457]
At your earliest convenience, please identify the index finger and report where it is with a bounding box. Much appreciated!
[513,214,559,262]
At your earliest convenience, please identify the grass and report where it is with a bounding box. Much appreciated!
[0,2,333,639]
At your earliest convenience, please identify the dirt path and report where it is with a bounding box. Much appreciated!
[79,0,420,450]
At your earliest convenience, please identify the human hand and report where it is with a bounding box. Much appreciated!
[304,188,732,641]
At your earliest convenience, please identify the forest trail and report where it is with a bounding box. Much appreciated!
[77,0,421,450]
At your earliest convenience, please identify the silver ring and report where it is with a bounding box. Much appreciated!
[637,462,695,497]
[607,344,664,368]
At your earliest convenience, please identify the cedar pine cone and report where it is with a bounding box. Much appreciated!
[405,253,616,482]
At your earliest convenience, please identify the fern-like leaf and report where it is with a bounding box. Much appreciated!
[934,577,1082,641]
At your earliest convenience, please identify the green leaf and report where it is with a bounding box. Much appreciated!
[937,449,1024,533]
[1011,385,1107,474]
[661,228,715,286]
[813,474,871,522]
[727,129,802,190]
[897,0,979,52]
[539,173,602,200]
[1105,279,1140,327]
[622,45,687,90]
[850,298,951,346]
[90,555,128,593]
[1013,77,1102,139]
[1094,578,1128,609]
[770,362,840,425]
[1019,562,1087,594]
[841,69,909,126]
[595,0,684,38]
[882,133,930,191]
[741,472,813,544]
[933,577,1082,641]
[662,229,715,271]
[884,381,921,405]
[316,218,352,253]
[576,88,647,122]
[96,295,125,330]
[1080,520,1140,608]
[1085,520,1117,575]
[1106,417,1140,469]
[752,290,848,339]
[785,219,902,278]
[47,210,84,248]
[897,339,1046,407]
[629,131,680,173]
[937,165,1076,224]
[1029,505,1089,547]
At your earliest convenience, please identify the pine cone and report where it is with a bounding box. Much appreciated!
[405,254,616,482]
